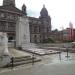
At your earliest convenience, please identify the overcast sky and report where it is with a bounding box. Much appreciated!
[0,0,75,30]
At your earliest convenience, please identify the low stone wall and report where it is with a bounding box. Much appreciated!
[38,43,72,48]
[43,47,75,53]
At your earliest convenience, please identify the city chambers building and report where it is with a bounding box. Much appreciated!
[0,0,51,44]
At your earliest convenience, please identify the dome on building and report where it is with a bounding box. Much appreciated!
[40,5,48,17]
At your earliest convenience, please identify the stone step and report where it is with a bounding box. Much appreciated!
[6,58,41,67]
[13,57,36,62]
[14,56,31,60]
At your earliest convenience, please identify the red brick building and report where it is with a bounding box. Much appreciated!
[50,23,75,42]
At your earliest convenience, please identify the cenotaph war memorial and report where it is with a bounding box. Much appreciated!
[0,32,10,67]
[15,16,59,55]
[16,16,37,50]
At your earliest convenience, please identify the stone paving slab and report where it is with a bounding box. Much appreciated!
[0,63,33,74]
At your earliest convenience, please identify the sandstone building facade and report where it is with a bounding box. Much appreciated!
[0,0,51,43]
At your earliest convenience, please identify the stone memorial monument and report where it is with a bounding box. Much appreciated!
[0,32,10,67]
[16,16,30,49]
[16,16,38,50]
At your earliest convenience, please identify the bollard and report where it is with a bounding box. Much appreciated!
[32,54,34,65]
[65,48,70,60]
[11,57,14,68]
[59,51,61,61]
